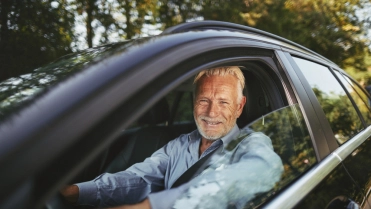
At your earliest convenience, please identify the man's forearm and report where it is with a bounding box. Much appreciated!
[60,185,79,204]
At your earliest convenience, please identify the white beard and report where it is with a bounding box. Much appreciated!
[194,115,228,140]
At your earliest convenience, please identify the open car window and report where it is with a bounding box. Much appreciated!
[60,55,306,208]
[172,104,316,209]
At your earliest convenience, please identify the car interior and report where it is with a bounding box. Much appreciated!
[70,61,316,208]
[72,62,279,181]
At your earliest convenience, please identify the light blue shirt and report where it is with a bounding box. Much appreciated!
[76,125,283,208]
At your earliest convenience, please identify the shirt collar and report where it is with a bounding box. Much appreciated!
[189,124,240,148]
[220,125,240,148]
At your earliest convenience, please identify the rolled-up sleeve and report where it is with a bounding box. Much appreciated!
[75,140,175,207]
[75,180,98,206]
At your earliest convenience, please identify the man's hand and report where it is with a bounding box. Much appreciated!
[107,198,151,209]
[60,185,79,204]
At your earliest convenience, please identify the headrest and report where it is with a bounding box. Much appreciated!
[238,70,270,126]
[137,98,170,125]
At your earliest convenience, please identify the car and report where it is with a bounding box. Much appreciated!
[1,20,371,209]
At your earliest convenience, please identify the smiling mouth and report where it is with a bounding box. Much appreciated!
[198,116,225,127]
[203,119,222,125]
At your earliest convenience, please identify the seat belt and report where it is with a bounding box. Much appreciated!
[171,145,222,188]
[171,132,251,189]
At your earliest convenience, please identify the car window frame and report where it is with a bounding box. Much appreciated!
[109,51,308,209]
[277,51,338,159]
[94,50,309,209]
[330,68,368,127]
[290,57,365,145]
[269,51,371,209]
[333,69,371,121]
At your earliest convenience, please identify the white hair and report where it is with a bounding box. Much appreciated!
[193,66,245,101]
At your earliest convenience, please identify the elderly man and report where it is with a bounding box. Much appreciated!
[61,66,283,209]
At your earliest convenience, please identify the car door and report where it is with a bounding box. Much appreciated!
[331,70,371,208]
[269,51,370,208]
[88,45,327,209]
[0,32,303,209]
[104,47,321,209]
[1,29,356,209]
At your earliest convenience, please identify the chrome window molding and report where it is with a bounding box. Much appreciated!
[264,125,371,209]
[335,126,371,160]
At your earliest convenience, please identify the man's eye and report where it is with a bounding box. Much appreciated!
[221,101,228,104]
[199,100,208,104]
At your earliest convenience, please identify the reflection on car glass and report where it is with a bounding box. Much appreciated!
[173,104,316,209]
[0,41,138,122]
[293,57,364,144]
[334,71,371,126]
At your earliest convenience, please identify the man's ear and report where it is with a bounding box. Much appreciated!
[236,96,247,118]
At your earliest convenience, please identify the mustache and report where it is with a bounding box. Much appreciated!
[198,116,226,123]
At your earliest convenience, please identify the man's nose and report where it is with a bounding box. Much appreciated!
[207,101,219,117]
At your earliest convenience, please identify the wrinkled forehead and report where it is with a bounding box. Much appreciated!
[195,75,240,96]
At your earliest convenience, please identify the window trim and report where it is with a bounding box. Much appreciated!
[277,51,337,160]
[264,125,371,209]
[330,69,368,128]
[292,60,366,145]
[335,70,371,115]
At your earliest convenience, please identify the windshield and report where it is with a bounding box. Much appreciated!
[0,40,138,122]
[172,104,316,209]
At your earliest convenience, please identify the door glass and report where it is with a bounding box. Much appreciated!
[334,71,371,126]
[0,41,136,123]
[172,104,316,209]
[293,57,363,144]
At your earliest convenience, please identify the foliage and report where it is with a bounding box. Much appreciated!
[70,0,157,46]
[158,0,202,29]
[117,0,157,39]
[0,41,135,121]
[240,0,371,81]
[0,0,370,83]
[346,49,371,84]
[225,104,316,208]
[0,0,74,82]
[201,0,248,24]
[158,0,371,83]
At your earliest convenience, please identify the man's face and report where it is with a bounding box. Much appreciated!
[194,75,246,140]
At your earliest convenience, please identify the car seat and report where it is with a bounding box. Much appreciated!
[237,70,271,128]
[105,98,174,173]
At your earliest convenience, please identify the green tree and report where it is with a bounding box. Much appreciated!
[158,0,202,29]
[72,0,157,48]
[201,0,247,24]
[157,0,370,80]
[74,0,98,48]
[118,0,157,39]
[0,0,74,82]
[241,0,371,77]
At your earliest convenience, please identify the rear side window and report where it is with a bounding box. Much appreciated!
[293,57,363,144]
[333,71,371,126]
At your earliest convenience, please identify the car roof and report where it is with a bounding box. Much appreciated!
[163,20,337,67]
